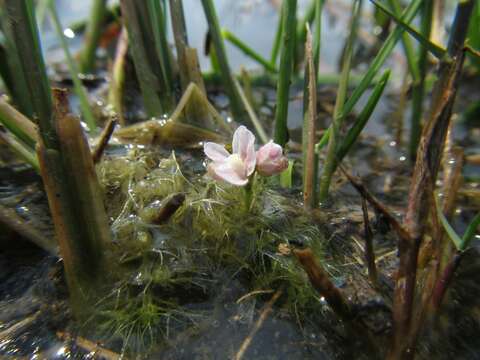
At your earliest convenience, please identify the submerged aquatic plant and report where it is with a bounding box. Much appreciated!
[203,125,287,186]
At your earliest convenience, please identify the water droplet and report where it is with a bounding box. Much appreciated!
[63,28,75,39]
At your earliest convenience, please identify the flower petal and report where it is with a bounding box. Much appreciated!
[232,125,255,161]
[209,161,249,186]
[204,142,229,162]
[244,140,256,176]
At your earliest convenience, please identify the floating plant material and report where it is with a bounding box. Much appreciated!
[114,118,225,147]
[115,82,232,147]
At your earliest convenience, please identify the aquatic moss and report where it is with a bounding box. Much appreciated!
[94,147,348,355]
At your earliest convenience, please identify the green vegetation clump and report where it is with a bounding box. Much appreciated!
[91,146,343,354]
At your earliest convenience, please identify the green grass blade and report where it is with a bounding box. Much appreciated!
[49,2,97,131]
[435,194,463,251]
[147,0,174,95]
[233,78,269,144]
[335,69,390,167]
[370,0,446,59]
[0,99,37,148]
[295,0,316,67]
[201,0,245,120]
[279,160,294,188]
[270,5,284,65]
[318,0,361,202]
[409,0,433,161]
[0,131,39,172]
[461,212,480,251]
[2,0,56,149]
[79,0,107,73]
[315,0,422,153]
[222,29,278,73]
[388,0,420,81]
[312,0,324,74]
[274,0,297,147]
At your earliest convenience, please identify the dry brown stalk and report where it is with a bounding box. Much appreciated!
[388,2,474,358]
[92,117,117,163]
[361,198,378,286]
[303,26,317,210]
[57,332,120,360]
[293,247,352,320]
[0,204,57,254]
[234,288,283,360]
[37,89,110,311]
[108,28,128,125]
[340,166,411,242]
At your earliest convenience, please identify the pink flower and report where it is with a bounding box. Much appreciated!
[204,126,256,186]
[256,140,288,176]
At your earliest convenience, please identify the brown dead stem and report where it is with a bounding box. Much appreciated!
[57,332,120,360]
[37,89,110,312]
[234,288,283,360]
[303,26,317,210]
[388,2,473,358]
[92,117,117,164]
[340,166,411,241]
[293,248,352,320]
[361,198,378,287]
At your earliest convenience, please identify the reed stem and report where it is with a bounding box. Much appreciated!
[49,2,97,131]
[0,98,38,148]
[0,130,39,172]
[273,0,297,147]
[303,26,317,210]
[409,1,432,161]
[222,29,278,73]
[2,0,56,149]
[315,0,422,153]
[201,0,245,120]
[389,2,475,358]
[169,0,189,88]
[318,0,361,203]
[79,0,107,74]
[148,0,175,94]
[120,0,173,117]
[270,5,284,65]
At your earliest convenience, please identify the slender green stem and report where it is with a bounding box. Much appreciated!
[302,0,323,192]
[461,212,480,250]
[233,78,268,144]
[312,0,323,74]
[0,130,39,172]
[222,29,278,73]
[169,0,194,91]
[270,5,284,65]
[201,0,245,120]
[49,2,97,131]
[35,0,53,28]
[120,0,171,117]
[315,0,422,153]
[0,99,37,148]
[318,0,361,203]
[79,0,107,74]
[295,0,316,68]
[147,0,175,96]
[2,0,56,149]
[409,1,433,161]
[335,69,390,169]
[388,0,420,82]
[274,0,297,147]
[371,0,446,59]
